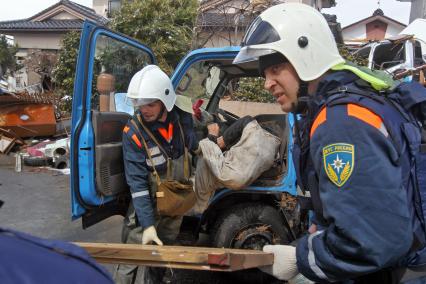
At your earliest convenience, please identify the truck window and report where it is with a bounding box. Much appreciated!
[353,46,371,60]
[220,77,282,116]
[372,42,405,70]
[90,34,152,112]
[414,40,424,67]
[176,61,221,108]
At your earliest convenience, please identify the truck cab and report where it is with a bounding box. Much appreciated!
[71,21,306,254]
[353,18,426,80]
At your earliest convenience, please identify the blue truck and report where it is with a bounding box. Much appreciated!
[70,20,307,255]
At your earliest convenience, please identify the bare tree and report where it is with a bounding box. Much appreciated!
[193,0,279,48]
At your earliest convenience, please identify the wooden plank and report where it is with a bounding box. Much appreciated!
[75,242,273,272]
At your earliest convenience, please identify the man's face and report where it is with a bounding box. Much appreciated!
[139,100,163,122]
[264,62,300,113]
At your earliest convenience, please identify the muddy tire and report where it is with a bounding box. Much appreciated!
[23,156,53,167]
[211,202,291,283]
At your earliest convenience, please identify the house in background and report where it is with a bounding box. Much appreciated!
[0,0,108,89]
[342,9,407,47]
[196,0,337,47]
[92,0,123,18]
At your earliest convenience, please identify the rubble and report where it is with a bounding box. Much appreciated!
[0,85,71,172]
[0,128,25,155]
[0,88,56,138]
[21,137,70,170]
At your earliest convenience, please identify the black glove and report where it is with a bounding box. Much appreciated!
[222,116,254,149]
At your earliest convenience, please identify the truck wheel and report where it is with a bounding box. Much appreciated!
[211,203,291,283]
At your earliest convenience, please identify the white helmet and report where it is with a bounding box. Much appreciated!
[233,3,344,81]
[127,65,176,111]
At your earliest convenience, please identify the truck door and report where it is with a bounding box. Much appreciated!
[71,20,156,228]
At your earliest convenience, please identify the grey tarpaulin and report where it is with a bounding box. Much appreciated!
[194,120,281,212]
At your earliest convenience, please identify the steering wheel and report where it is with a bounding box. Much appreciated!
[217,108,240,124]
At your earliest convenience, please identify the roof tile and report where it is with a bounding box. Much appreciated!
[0,0,108,31]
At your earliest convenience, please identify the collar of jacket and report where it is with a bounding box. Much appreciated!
[331,62,394,91]
[301,70,359,116]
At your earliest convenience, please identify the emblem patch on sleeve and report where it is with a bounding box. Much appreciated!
[323,143,354,187]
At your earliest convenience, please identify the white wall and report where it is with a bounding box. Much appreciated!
[200,30,244,47]
[342,25,366,42]
[93,0,108,17]
[13,32,65,50]
[51,12,79,20]
[343,21,405,43]
[385,22,405,37]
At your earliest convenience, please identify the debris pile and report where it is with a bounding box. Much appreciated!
[0,87,71,173]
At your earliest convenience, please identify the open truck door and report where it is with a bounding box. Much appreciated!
[70,21,243,229]
[70,20,156,228]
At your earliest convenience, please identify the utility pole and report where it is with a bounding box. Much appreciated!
[396,0,426,23]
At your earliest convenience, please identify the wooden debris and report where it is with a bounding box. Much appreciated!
[75,242,273,272]
[0,128,25,154]
[394,64,426,80]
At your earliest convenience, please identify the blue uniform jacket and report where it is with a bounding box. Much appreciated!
[122,108,198,229]
[295,71,416,282]
[0,227,113,284]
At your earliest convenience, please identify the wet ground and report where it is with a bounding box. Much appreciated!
[0,154,278,283]
[0,155,122,243]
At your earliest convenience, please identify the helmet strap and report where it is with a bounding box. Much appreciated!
[156,104,167,122]
[293,80,309,114]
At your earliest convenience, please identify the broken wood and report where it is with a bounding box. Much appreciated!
[0,135,15,154]
[75,242,273,272]
[0,128,25,154]
[394,64,426,80]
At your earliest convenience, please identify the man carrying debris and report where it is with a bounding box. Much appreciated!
[114,65,198,284]
[233,3,426,283]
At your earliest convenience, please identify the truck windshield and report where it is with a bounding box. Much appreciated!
[372,42,405,70]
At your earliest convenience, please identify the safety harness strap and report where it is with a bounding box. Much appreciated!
[132,114,190,181]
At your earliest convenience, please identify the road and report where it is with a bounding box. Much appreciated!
[0,154,122,242]
[0,154,265,283]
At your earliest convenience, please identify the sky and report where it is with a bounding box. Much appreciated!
[322,0,412,27]
[0,0,92,21]
[0,0,413,27]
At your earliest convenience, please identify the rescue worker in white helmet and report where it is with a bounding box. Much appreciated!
[114,65,198,284]
[233,3,426,283]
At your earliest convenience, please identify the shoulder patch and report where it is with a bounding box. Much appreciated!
[323,143,354,187]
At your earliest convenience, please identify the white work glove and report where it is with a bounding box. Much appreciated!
[288,273,314,284]
[141,226,163,246]
[259,245,298,280]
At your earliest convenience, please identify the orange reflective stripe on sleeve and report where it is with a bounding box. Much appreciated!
[131,134,142,148]
[347,104,382,129]
[310,107,327,137]
[123,126,130,133]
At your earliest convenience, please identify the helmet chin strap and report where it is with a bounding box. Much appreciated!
[292,80,309,114]
[156,104,167,122]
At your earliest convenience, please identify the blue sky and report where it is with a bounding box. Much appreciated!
[0,0,412,27]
